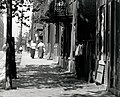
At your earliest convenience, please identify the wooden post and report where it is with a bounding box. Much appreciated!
[5,0,12,89]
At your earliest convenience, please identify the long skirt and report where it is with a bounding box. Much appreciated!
[31,49,35,58]
[38,47,44,58]
[27,47,30,53]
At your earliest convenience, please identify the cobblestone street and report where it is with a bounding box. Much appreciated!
[0,52,117,97]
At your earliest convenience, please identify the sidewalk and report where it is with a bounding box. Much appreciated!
[0,51,117,97]
[20,51,54,67]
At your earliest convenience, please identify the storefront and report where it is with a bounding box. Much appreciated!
[96,0,120,96]
[74,0,96,81]
[41,0,72,66]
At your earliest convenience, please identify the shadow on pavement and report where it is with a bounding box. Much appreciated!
[71,93,116,97]
[16,65,85,89]
[59,91,116,97]
[0,54,117,97]
[14,64,117,97]
[0,64,117,97]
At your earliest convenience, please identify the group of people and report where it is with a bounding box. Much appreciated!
[2,40,45,59]
[27,40,45,59]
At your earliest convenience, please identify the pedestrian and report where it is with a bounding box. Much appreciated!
[15,44,17,53]
[19,46,23,54]
[26,42,30,53]
[2,43,7,51]
[37,40,45,58]
[30,40,36,59]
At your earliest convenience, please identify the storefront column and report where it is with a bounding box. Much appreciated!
[53,22,59,62]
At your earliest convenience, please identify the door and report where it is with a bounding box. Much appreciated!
[107,0,116,89]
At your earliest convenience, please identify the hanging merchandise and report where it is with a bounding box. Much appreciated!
[75,44,83,56]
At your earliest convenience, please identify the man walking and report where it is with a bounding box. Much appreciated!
[30,40,36,59]
[37,40,45,58]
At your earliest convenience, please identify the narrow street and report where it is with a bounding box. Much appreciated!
[0,51,116,97]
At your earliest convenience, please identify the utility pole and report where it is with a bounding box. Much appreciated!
[5,0,12,89]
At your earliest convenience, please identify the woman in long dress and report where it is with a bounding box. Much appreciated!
[37,40,45,58]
